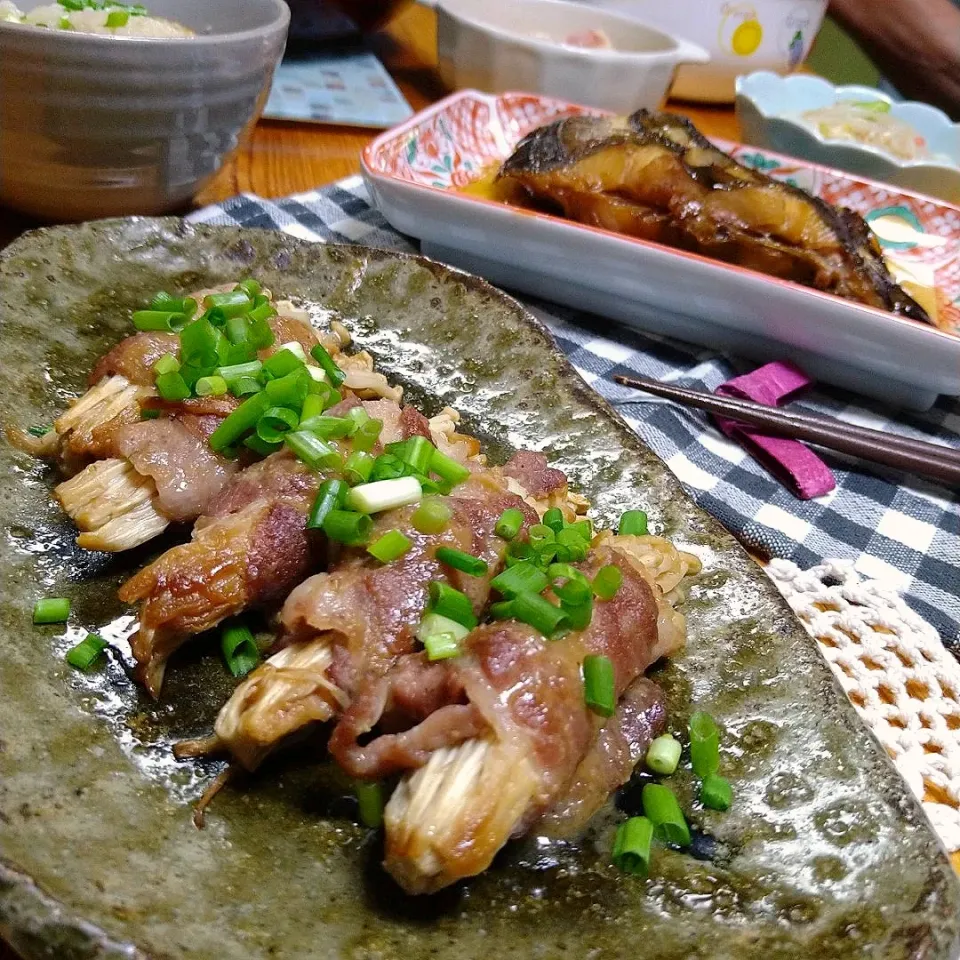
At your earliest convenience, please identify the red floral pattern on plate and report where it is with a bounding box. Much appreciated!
[365,91,960,331]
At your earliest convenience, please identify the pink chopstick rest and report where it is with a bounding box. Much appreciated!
[714,361,836,500]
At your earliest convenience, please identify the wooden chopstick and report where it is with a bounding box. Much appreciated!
[613,374,960,487]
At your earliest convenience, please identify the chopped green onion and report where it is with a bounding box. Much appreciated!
[851,99,892,113]
[689,711,721,778]
[612,816,654,877]
[232,376,262,397]
[149,293,192,314]
[300,393,324,422]
[153,352,180,376]
[310,343,346,387]
[569,519,592,542]
[180,316,224,370]
[132,310,189,332]
[309,381,342,412]
[248,315,276,350]
[389,436,434,475]
[299,415,354,439]
[618,509,648,536]
[435,547,488,577]
[428,581,477,629]
[355,780,384,829]
[217,359,263,385]
[495,507,524,540]
[555,577,592,630]
[307,478,347,530]
[505,540,536,567]
[542,508,565,533]
[285,431,342,471]
[262,347,305,380]
[105,9,128,26]
[33,597,70,624]
[323,509,372,546]
[592,564,623,600]
[27,424,51,437]
[223,313,249,345]
[556,527,588,561]
[489,599,516,620]
[352,417,382,453]
[429,447,470,489]
[370,454,406,483]
[203,290,252,317]
[155,371,191,402]
[65,632,107,670]
[411,498,452,535]
[491,561,548,599]
[646,734,682,776]
[58,14,73,27]
[195,375,228,397]
[343,450,375,486]
[513,591,569,638]
[347,476,422,514]
[278,340,309,363]
[221,621,260,677]
[700,774,733,811]
[582,654,615,717]
[264,368,309,408]
[243,434,281,458]
[346,406,370,428]
[209,391,270,452]
[641,783,691,847]
[423,631,461,661]
[416,611,470,648]
[140,408,161,421]
[367,529,412,564]
[235,278,261,299]
[257,406,299,444]
[203,306,229,329]
[528,524,555,550]
[548,563,590,586]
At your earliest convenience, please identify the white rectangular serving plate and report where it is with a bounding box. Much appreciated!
[361,90,960,410]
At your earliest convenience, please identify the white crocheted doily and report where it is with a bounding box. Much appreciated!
[766,558,960,853]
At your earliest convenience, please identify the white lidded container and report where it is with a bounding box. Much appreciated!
[580,0,828,102]
[423,0,709,114]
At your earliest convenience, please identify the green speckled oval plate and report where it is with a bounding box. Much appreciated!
[1,218,958,960]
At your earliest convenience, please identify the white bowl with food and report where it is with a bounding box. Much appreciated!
[0,0,288,221]
[582,0,828,103]
[736,72,960,204]
[423,0,709,114]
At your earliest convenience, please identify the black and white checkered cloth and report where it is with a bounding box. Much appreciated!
[189,178,960,650]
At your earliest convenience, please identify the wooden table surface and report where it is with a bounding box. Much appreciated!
[0,6,955,958]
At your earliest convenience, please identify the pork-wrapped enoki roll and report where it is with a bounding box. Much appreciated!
[54,396,242,551]
[330,536,693,894]
[119,450,326,697]
[48,310,328,552]
[119,400,443,697]
[208,471,540,771]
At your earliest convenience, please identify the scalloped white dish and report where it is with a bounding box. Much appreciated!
[736,72,960,204]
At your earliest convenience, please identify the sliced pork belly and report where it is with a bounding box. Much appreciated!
[212,475,537,771]
[338,542,683,893]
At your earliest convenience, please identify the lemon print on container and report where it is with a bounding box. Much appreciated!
[720,3,763,57]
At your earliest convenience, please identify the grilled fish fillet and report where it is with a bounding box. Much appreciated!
[498,109,929,323]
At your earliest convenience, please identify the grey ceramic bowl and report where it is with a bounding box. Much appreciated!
[0,0,289,221]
